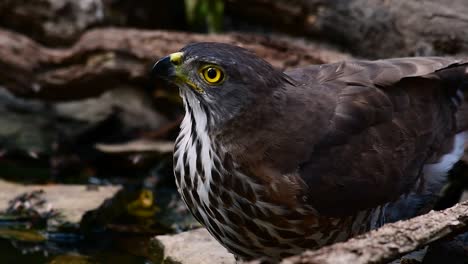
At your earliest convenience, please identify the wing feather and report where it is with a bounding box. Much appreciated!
[295,57,468,216]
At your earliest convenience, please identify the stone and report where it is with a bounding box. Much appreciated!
[151,228,236,264]
[0,179,120,223]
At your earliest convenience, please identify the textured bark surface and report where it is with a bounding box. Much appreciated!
[0,0,104,45]
[0,0,188,46]
[0,27,349,101]
[226,0,468,58]
[279,201,468,264]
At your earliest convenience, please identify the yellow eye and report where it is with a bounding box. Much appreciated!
[201,66,224,84]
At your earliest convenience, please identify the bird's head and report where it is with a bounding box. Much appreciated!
[152,42,292,127]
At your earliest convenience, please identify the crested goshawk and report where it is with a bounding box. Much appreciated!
[152,42,468,260]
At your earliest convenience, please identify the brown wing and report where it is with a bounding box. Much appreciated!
[293,58,468,216]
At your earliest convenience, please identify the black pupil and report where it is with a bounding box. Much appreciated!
[207,68,218,79]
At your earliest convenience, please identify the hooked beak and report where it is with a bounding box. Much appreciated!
[151,52,204,94]
[151,52,183,81]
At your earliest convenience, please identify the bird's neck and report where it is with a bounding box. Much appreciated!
[174,91,222,187]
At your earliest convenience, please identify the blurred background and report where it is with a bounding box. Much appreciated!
[0,0,468,263]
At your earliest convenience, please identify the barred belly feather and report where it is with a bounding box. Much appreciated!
[173,91,387,260]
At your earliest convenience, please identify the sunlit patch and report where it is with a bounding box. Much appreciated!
[126,189,160,217]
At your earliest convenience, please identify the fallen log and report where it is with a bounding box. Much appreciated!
[226,0,468,58]
[0,28,348,101]
[0,0,104,46]
[0,0,187,46]
[278,201,468,264]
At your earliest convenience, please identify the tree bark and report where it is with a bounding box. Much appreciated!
[0,0,188,46]
[0,0,104,46]
[0,27,348,101]
[226,0,468,58]
[278,201,468,264]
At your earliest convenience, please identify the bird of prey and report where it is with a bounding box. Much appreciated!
[152,42,468,261]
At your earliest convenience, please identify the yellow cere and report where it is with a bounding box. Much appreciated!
[169,52,184,65]
[200,65,224,84]
[168,51,205,93]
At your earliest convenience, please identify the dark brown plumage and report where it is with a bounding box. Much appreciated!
[152,43,468,261]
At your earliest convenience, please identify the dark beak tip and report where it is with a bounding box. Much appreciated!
[151,56,172,80]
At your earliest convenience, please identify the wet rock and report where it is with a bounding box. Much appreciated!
[150,228,235,264]
[80,185,199,236]
[0,86,169,181]
[0,179,120,223]
[423,233,468,264]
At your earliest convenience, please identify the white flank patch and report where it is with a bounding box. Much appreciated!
[422,132,468,184]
